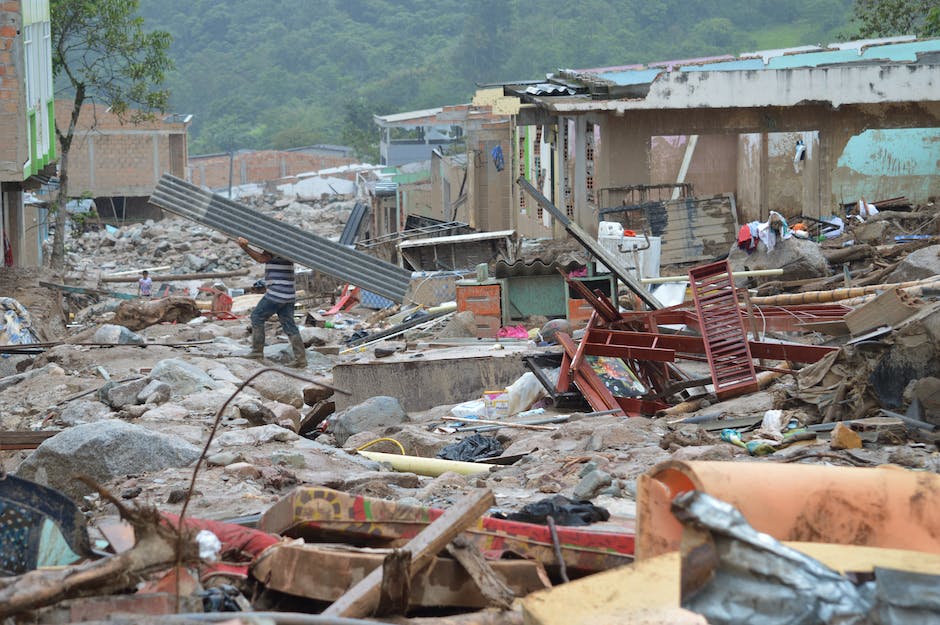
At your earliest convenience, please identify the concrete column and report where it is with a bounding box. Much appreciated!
[573,116,587,232]
[817,123,856,218]
[759,132,769,221]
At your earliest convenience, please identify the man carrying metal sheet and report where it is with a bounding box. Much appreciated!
[237,237,306,368]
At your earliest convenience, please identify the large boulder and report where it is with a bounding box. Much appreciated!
[729,235,828,283]
[16,420,201,501]
[885,245,940,284]
[327,396,409,446]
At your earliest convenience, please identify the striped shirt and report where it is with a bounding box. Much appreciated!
[264,256,296,303]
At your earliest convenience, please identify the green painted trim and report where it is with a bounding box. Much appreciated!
[46,99,56,161]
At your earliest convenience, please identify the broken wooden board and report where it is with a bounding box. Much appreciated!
[323,488,494,618]
[784,542,940,576]
[0,430,60,450]
[259,487,635,574]
[522,551,707,625]
[250,542,547,609]
[844,286,923,335]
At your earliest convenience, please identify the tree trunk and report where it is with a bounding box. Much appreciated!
[50,86,82,275]
[49,147,69,273]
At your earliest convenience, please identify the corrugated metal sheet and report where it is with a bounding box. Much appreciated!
[549,38,940,87]
[339,201,369,246]
[149,174,412,302]
[491,258,582,278]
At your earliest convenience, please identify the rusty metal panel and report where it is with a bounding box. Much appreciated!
[602,194,738,266]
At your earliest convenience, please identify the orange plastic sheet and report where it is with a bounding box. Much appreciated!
[637,460,940,559]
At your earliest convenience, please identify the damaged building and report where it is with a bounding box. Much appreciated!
[4,32,940,625]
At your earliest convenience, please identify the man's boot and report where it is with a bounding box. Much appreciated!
[289,334,307,368]
[248,326,265,360]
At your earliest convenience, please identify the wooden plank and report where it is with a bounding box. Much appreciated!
[522,551,707,625]
[322,488,495,618]
[376,549,411,616]
[0,430,60,450]
[446,535,515,609]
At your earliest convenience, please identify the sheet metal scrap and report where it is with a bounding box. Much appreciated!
[673,491,940,625]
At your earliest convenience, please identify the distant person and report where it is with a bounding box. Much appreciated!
[138,270,153,298]
[236,237,306,368]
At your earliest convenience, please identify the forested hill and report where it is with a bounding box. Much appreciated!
[138,0,854,158]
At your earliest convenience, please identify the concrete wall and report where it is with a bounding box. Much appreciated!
[332,347,529,412]
[190,149,357,191]
[650,135,737,198]
[833,128,940,204]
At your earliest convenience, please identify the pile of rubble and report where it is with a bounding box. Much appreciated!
[1,187,939,624]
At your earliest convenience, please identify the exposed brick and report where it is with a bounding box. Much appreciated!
[0,25,16,38]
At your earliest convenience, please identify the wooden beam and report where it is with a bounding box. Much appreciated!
[323,488,496,618]
[0,431,60,450]
[447,536,515,609]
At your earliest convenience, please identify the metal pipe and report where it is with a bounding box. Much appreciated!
[640,269,783,284]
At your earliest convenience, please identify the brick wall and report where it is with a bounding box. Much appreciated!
[0,4,26,180]
[190,150,358,190]
[54,99,189,196]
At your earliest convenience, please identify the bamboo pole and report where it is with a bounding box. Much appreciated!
[749,276,940,306]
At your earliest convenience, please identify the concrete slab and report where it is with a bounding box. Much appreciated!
[332,345,533,412]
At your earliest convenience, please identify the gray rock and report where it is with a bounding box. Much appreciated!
[58,400,112,426]
[250,372,305,408]
[299,326,329,346]
[15,420,200,501]
[184,253,209,271]
[212,424,299,448]
[92,324,146,345]
[149,358,221,397]
[436,311,477,339]
[270,451,306,468]
[207,451,243,467]
[729,235,828,283]
[885,244,940,284]
[235,399,278,426]
[102,378,150,409]
[573,469,613,500]
[328,396,409,446]
[138,380,172,405]
[913,377,940,425]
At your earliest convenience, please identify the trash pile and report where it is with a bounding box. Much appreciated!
[2,183,940,624]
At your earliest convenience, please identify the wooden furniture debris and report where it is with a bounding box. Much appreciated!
[250,541,544,609]
[447,535,517,609]
[323,488,494,618]
[259,487,635,574]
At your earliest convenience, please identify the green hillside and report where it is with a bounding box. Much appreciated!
[137,0,855,158]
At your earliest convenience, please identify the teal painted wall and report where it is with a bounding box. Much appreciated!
[834,128,940,204]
